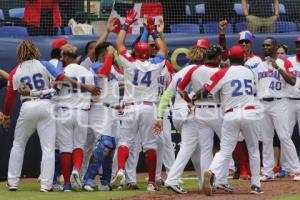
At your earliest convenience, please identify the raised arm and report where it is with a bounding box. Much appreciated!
[96,18,120,46]
[0,69,9,80]
[241,0,249,16]
[144,16,167,57]
[274,0,279,16]
[116,9,137,53]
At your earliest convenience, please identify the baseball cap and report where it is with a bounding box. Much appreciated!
[194,38,210,49]
[295,36,300,43]
[52,38,68,49]
[238,31,255,42]
[228,45,245,59]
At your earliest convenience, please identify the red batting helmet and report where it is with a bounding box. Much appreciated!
[134,42,151,59]
[194,38,210,49]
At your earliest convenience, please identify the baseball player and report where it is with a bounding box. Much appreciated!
[83,43,124,192]
[255,37,300,181]
[56,44,97,192]
[5,40,99,192]
[280,36,300,177]
[203,45,262,196]
[111,11,166,191]
[153,39,211,194]
[49,38,68,69]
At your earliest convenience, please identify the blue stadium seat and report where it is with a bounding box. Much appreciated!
[235,22,247,32]
[275,21,297,33]
[272,3,286,14]
[185,5,191,16]
[9,8,25,19]
[0,9,4,21]
[234,3,244,16]
[203,22,233,34]
[195,4,205,14]
[170,23,200,34]
[64,26,72,35]
[0,26,28,37]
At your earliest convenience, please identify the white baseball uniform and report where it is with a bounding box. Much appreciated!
[56,63,94,153]
[256,57,300,177]
[281,56,300,172]
[206,65,261,187]
[8,59,62,190]
[164,64,204,187]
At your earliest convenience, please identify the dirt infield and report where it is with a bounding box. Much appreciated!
[125,178,300,200]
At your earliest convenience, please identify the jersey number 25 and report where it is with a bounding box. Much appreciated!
[231,79,253,97]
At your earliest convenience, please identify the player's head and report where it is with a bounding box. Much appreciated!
[51,38,68,59]
[277,44,288,57]
[295,36,300,57]
[187,38,209,65]
[95,42,114,62]
[17,40,41,63]
[60,44,79,66]
[228,45,245,65]
[263,37,277,57]
[85,40,97,61]
[134,41,151,60]
[205,44,223,66]
[238,31,255,54]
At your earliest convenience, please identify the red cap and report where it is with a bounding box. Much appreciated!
[296,36,300,43]
[52,38,68,49]
[194,38,210,49]
[228,45,245,59]
[134,42,150,59]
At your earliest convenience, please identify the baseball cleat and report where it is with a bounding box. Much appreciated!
[203,170,215,196]
[98,184,111,191]
[250,185,264,194]
[127,182,139,190]
[156,179,165,188]
[166,184,187,194]
[216,184,233,193]
[6,183,18,191]
[40,188,53,192]
[260,175,274,182]
[63,183,72,192]
[293,173,300,181]
[276,170,287,178]
[71,170,82,191]
[147,183,159,192]
[111,169,125,189]
[83,184,95,192]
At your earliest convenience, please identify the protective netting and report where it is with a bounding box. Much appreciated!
[0,0,299,36]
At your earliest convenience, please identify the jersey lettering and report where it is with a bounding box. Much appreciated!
[20,73,45,90]
[231,79,253,97]
[132,69,152,87]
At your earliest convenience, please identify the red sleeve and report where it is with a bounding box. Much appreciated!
[55,73,65,81]
[3,67,18,116]
[282,58,295,77]
[113,65,124,75]
[165,60,176,75]
[97,55,113,77]
[177,65,199,91]
[120,50,135,62]
[205,67,228,92]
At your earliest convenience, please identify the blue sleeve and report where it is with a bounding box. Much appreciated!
[150,54,165,64]
[91,61,103,74]
[40,60,63,78]
[140,28,149,42]
[57,61,63,71]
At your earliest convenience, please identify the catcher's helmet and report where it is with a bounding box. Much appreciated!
[134,42,151,59]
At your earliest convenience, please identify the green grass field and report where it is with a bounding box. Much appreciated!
[0,179,199,200]
[1,178,300,200]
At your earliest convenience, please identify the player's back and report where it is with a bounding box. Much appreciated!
[58,63,94,109]
[13,59,54,99]
[119,51,165,102]
[216,65,255,112]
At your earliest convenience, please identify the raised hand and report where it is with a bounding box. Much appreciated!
[219,20,228,35]
[108,17,121,33]
[144,16,156,34]
[124,9,137,26]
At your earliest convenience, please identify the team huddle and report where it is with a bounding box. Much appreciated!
[1,9,300,196]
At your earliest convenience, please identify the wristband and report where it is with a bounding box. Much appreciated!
[121,24,129,32]
[151,31,159,40]
[3,114,10,119]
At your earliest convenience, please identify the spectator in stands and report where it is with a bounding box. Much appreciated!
[277,44,289,57]
[242,0,279,33]
[161,0,186,33]
[203,0,236,23]
[24,0,62,36]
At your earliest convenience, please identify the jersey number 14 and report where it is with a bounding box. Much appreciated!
[132,69,152,87]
